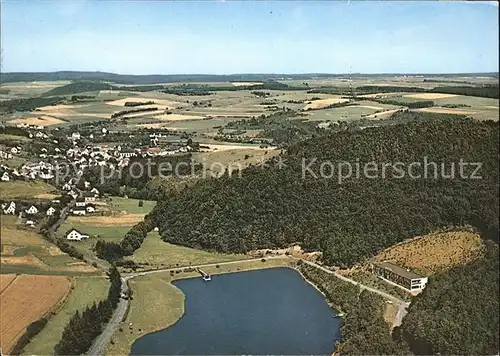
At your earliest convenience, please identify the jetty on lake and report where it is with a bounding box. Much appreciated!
[197,268,211,281]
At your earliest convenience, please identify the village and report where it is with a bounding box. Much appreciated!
[0,122,197,239]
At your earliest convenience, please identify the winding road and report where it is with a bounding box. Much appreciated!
[86,257,409,355]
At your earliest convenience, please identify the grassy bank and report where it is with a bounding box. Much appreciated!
[127,231,248,270]
[23,276,109,355]
[105,257,292,355]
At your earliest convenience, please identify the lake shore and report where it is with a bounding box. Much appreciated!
[105,257,293,355]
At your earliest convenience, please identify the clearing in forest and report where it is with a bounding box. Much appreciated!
[371,230,484,275]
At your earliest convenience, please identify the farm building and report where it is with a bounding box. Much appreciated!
[372,261,428,291]
[66,229,89,241]
[3,201,16,215]
[46,207,56,216]
[72,207,86,216]
[25,205,39,215]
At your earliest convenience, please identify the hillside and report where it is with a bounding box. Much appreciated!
[41,81,113,97]
[149,119,499,267]
[398,241,499,354]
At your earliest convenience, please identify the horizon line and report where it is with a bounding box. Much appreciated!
[2,70,499,76]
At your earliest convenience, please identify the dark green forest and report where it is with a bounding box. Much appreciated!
[148,119,498,267]
[41,81,113,97]
[0,96,64,113]
[397,242,499,355]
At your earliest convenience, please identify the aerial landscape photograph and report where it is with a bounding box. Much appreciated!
[0,0,498,355]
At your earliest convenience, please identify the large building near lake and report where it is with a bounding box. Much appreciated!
[372,261,428,292]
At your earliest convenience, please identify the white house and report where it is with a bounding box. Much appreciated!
[1,172,10,182]
[3,201,16,215]
[84,195,96,203]
[72,208,86,216]
[86,205,96,213]
[66,228,89,241]
[119,150,136,158]
[25,205,39,215]
[62,183,72,191]
[90,187,100,195]
[39,172,54,180]
[25,220,36,227]
[71,132,81,140]
[46,207,56,216]
[372,261,428,292]
[68,190,79,199]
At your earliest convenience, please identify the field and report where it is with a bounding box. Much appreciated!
[192,148,280,175]
[1,215,98,275]
[0,81,71,98]
[0,274,71,353]
[0,180,57,200]
[303,97,349,110]
[9,116,67,126]
[23,276,110,355]
[371,230,485,275]
[0,133,31,142]
[128,231,248,270]
[106,258,292,355]
[58,197,155,256]
[403,93,458,100]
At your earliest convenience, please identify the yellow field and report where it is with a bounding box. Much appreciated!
[1,216,97,273]
[9,116,66,126]
[0,180,56,200]
[0,274,71,353]
[66,214,146,227]
[1,216,45,246]
[372,230,485,275]
[303,97,349,110]
[200,143,274,152]
[0,274,18,293]
[413,107,476,115]
[33,193,60,200]
[104,97,182,108]
[403,93,458,100]
[231,82,264,86]
[365,108,403,119]
[155,113,204,121]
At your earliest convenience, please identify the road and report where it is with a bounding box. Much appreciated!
[86,276,130,356]
[87,256,410,355]
[299,259,409,328]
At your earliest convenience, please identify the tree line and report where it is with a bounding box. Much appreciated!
[54,267,122,355]
[110,106,158,119]
[0,96,64,113]
[298,262,409,354]
[95,220,154,263]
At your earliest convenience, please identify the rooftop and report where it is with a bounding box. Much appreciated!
[373,261,424,280]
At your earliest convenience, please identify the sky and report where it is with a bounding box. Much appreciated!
[1,0,498,74]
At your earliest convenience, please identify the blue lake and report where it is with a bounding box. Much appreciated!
[131,267,341,355]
